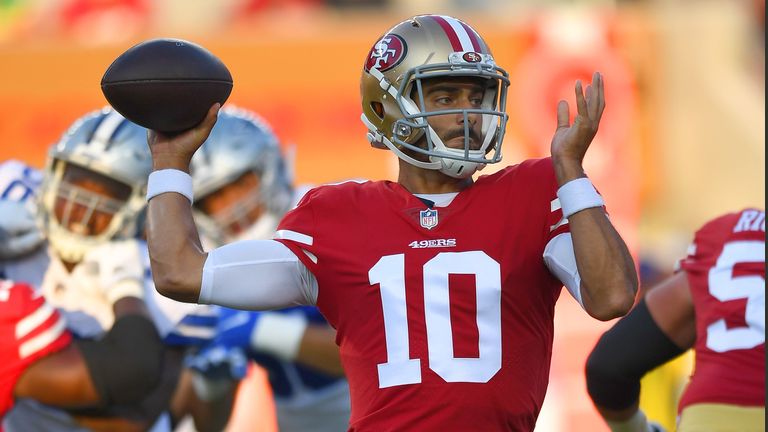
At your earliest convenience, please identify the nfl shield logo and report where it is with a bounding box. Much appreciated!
[419,208,438,230]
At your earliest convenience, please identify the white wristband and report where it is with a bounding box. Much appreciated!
[557,177,604,218]
[250,312,308,361]
[146,169,194,204]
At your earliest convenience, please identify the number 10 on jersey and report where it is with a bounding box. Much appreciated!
[369,251,502,388]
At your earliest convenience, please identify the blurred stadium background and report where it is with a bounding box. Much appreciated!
[0,0,763,431]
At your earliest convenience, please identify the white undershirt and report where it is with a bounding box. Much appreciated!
[199,239,317,310]
[199,232,584,310]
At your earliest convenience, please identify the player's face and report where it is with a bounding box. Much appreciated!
[195,171,265,237]
[418,76,486,151]
[53,164,130,237]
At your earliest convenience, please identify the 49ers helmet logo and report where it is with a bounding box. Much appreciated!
[463,52,482,63]
[365,34,407,72]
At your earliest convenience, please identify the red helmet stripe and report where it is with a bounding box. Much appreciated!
[460,22,482,52]
[430,15,463,52]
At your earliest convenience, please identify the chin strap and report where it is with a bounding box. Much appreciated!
[437,157,485,179]
[426,125,487,178]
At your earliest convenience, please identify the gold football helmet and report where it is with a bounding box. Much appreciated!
[360,14,510,178]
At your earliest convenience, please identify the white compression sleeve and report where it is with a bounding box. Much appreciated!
[199,240,318,309]
[543,232,584,308]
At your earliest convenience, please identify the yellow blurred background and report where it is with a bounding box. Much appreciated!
[0,0,763,431]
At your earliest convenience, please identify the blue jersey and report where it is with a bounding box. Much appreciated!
[246,306,344,398]
[212,306,351,432]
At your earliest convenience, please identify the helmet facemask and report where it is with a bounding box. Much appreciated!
[194,170,281,245]
[41,160,145,263]
[396,63,509,178]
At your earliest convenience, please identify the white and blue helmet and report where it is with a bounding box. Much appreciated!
[39,107,151,263]
[190,106,293,245]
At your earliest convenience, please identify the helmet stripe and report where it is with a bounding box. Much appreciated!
[434,15,480,53]
[83,111,108,145]
[91,111,127,152]
[430,15,463,52]
[459,22,482,52]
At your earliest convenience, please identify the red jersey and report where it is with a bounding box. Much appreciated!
[276,158,572,431]
[677,209,765,410]
[0,280,71,419]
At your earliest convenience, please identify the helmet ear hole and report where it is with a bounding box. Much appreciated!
[370,102,385,120]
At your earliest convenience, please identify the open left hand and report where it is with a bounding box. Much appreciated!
[186,344,249,381]
[550,71,605,167]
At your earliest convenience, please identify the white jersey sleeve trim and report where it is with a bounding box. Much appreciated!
[20,315,66,359]
[549,198,569,232]
[16,302,55,338]
[543,232,584,308]
[199,240,318,309]
[550,198,561,212]
[275,229,313,246]
[302,249,318,264]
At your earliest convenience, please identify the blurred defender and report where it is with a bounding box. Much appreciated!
[586,208,765,432]
[0,110,213,431]
[175,107,350,432]
[0,159,162,419]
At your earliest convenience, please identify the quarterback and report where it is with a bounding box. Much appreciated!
[145,14,638,431]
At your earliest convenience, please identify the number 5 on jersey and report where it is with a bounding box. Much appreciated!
[707,240,765,352]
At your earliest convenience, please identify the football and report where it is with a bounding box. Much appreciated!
[101,38,233,134]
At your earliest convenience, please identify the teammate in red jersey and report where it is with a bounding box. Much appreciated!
[0,279,163,428]
[0,280,71,420]
[586,208,765,432]
[143,14,638,431]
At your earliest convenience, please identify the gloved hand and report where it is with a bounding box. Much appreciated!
[183,307,260,380]
[214,308,262,349]
[185,343,249,381]
[215,307,308,361]
[0,199,45,259]
[80,239,146,305]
